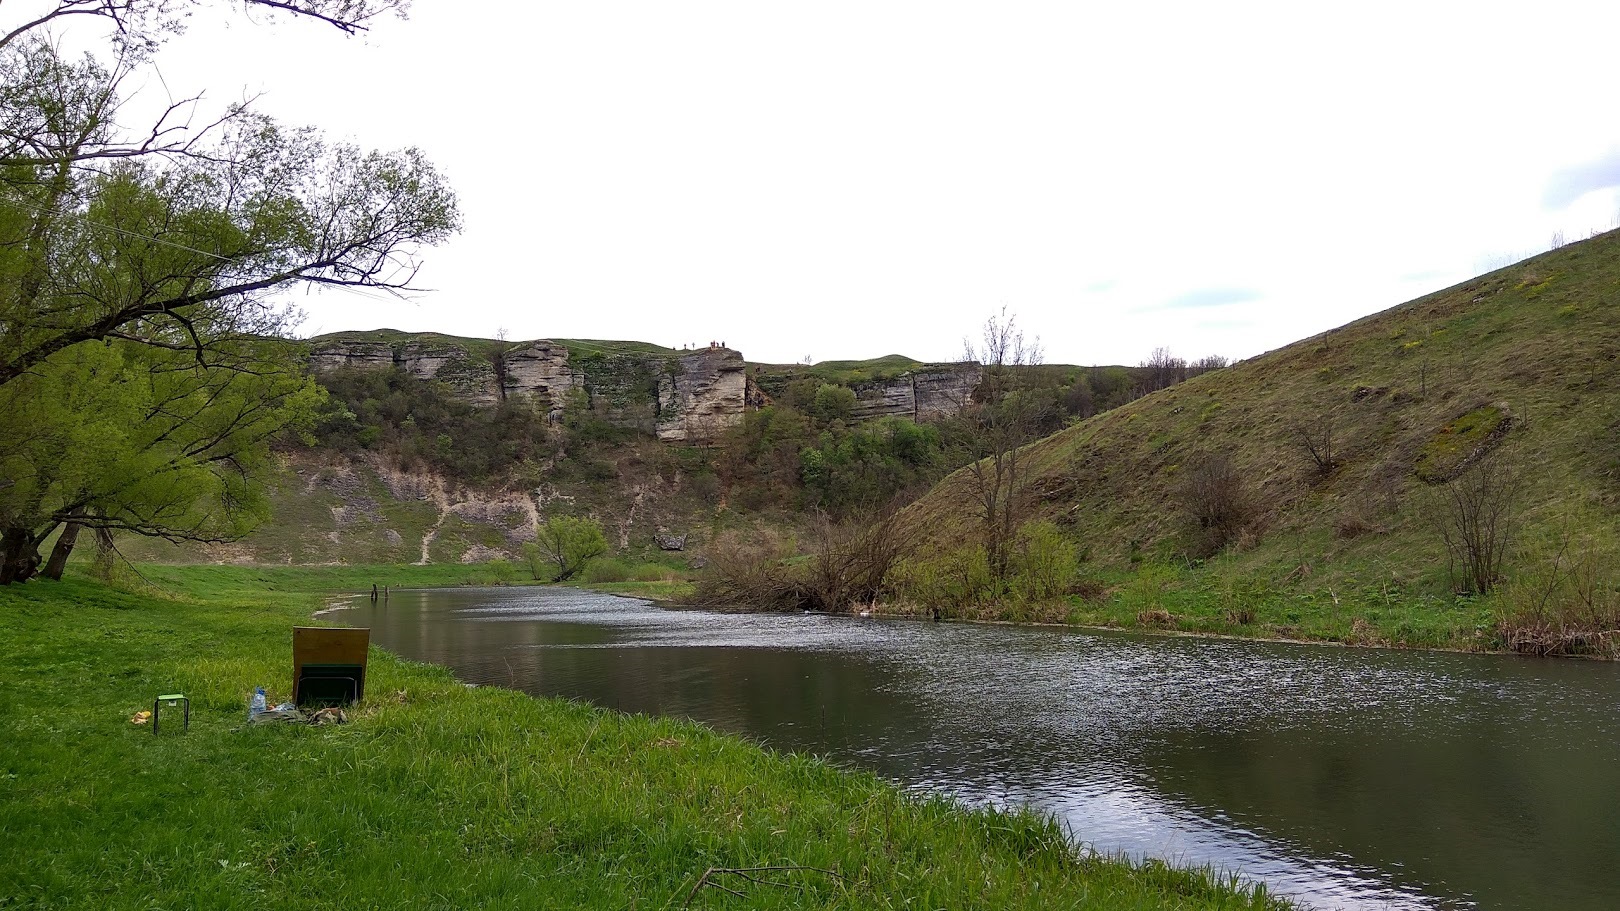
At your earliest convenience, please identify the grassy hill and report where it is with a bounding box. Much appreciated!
[902,230,1620,654]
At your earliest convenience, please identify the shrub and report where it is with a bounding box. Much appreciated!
[1429,448,1517,594]
[1219,576,1270,625]
[1334,511,1377,539]
[523,515,609,582]
[1179,453,1257,557]
[805,506,911,611]
[1007,520,1079,602]
[811,383,858,426]
[484,558,518,585]
[1497,533,1620,657]
[581,557,632,584]
[887,545,994,614]
[688,528,806,610]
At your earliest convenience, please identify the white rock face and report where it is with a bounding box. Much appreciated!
[656,348,747,442]
[309,336,751,440]
[309,341,395,373]
[848,364,983,421]
[309,339,501,406]
[500,341,583,417]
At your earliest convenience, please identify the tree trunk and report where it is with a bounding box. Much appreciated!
[42,519,84,581]
[0,526,42,585]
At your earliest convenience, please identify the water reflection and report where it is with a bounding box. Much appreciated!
[343,587,1620,911]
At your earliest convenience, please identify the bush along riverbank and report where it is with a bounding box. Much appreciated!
[0,569,1288,910]
[685,508,1619,658]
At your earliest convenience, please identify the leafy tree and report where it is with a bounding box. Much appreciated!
[524,515,609,583]
[800,418,943,515]
[0,4,456,386]
[810,383,857,426]
[0,337,321,582]
[0,1,456,580]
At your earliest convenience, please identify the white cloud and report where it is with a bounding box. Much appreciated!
[40,0,1620,366]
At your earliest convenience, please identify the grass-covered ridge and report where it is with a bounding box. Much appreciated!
[0,569,1285,910]
[902,230,1620,652]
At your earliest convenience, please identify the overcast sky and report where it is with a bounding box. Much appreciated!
[60,1,1620,365]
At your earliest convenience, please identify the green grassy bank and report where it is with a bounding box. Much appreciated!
[0,569,1284,910]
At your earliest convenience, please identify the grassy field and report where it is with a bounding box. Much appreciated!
[902,230,1620,655]
[0,569,1286,910]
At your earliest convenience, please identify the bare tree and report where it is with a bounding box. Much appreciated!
[1137,347,1187,394]
[1433,450,1518,594]
[958,308,1050,580]
[1289,414,1339,480]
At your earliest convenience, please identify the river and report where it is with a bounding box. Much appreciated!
[340,586,1620,910]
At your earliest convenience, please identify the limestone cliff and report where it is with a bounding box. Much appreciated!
[309,332,747,442]
[657,348,747,442]
[500,341,581,417]
[848,365,983,421]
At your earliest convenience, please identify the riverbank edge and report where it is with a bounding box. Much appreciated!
[128,561,1559,660]
[0,568,1291,910]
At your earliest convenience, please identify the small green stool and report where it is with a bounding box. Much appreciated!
[153,693,189,735]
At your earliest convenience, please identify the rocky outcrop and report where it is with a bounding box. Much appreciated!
[309,333,748,441]
[500,341,582,417]
[401,343,500,406]
[657,348,747,442]
[309,340,395,373]
[310,337,501,406]
[849,365,982,421]
[308,333,976,441]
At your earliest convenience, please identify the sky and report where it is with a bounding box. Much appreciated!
[41,1,1620,365]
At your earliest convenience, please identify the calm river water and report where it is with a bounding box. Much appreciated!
[340,587,1620,910]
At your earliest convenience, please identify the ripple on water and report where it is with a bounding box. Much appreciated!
[345,587,1620,911]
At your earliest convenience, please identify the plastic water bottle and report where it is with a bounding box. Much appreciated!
[249,687,267,718]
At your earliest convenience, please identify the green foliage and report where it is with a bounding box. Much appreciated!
[889,543,995,609]
[313,367,547,484]
[888,522,1083,615]
[580,556,688,584]
[715,406,816,510]
[801,418,945,514]
[811,383,858,425]
[0,14,457,580]
[524,515,609,582]
[1008,520,1080,602]
[0,336,322,581]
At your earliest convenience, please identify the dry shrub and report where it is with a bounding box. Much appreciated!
[1069,578,1109,602]
[1179,453,1258,557]
[1137,608,1175,627]
[806,506,911,612]
[1498,534,1620,658]
[1334,512,1377,539]
[1345,617,1386,647]
[689,528,807,610]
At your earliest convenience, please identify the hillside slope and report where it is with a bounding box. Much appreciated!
[905,230,1620,650]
